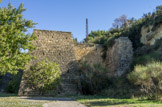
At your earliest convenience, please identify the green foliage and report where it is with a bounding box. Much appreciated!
[130,51,162,70]
[73,37,78,44]
[27,59,61,94]
[82,5,162,99]
[128,62,162,100]
[156,5,162,15]
[79,62,110,95]
[85,29,122,49]
[5,71,23,93]
[130,38,162,70]
[84,5,162,51]
[0,3,37,75]
[84,30,108,44]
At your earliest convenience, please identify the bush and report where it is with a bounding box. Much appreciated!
[128,62,162,100]
[79,62,110,95]
[27,59,61,95]
[5,71,23,93]
[130,50,162,71]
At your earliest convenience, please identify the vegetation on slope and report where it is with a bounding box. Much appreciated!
[0,1,162,104]
[80,5,162,100]
[84,5,162,50]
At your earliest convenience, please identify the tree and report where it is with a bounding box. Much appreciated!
[156,5,162,15]
[0,3,37,75]
[112,14,129,29]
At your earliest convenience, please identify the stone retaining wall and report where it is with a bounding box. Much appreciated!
[74,44,104,66]
[18,30,133,96]
[18,29,80,96]
[106,37,133,76]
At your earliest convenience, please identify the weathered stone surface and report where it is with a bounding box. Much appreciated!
[141,24,162,45]
[18,29,80,96]
[74,44,104,66]
[18,29,134,96]
[105,37,133,76]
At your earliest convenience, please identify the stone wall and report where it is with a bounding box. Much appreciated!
[105,37,133,76]
[74,37,133,77]
[18,29,134,96]
[18,29,80,96]
[74,44,104,66]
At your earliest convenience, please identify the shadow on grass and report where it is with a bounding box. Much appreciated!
[87,101,135,106]
[0,92,17,97]
[73,96,162,107]
[137,99,162,103]
[19,97,73,101]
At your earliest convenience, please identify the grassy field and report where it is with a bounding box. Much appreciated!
[0,93,50,107]
[73,96,162,107]
[1,93,162,107]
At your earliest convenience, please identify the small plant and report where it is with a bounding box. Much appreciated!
[128,61,162,100]
[27,59,61,95]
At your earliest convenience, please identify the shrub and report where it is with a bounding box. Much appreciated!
[27,59,61,95]
[79,62,110,95]
[128,62,162,100]
[130,51,162,71]
[5,71,23,93]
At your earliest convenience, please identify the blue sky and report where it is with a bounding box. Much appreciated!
[0,0,162,41]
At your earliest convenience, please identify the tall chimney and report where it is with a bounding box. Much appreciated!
[86,18,88,37]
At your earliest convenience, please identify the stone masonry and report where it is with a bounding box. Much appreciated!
[18,30,133,96]
[74,44,104,66]
[18,29,80,96]
[106,37,133,76]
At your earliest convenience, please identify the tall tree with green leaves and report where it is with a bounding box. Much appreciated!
[0,3,37,75]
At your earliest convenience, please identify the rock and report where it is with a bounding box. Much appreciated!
[141,24,162,45]
[105,37,133,76]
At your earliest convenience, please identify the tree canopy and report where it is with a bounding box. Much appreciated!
[0,3,37,75]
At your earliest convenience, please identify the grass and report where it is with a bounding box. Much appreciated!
[73,96,162,107]
[1,93,162,107]
[0,93,51,107]
[0,92,17,97]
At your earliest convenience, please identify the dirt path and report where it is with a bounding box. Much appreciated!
[18,97,87,107]
[43,100,86,107]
